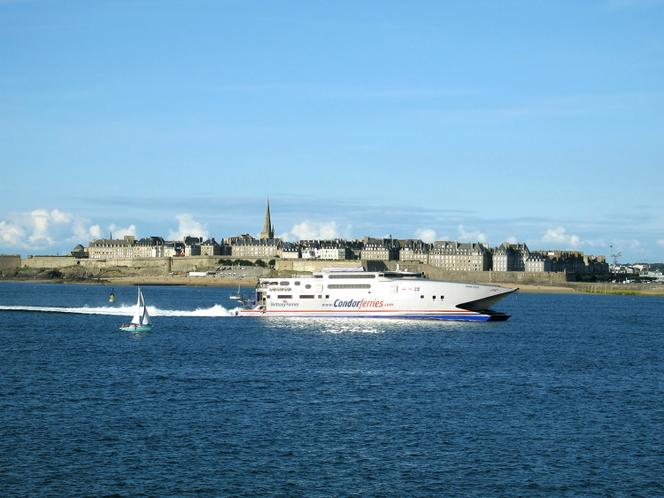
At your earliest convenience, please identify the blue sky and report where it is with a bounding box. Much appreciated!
[1,0,663,262]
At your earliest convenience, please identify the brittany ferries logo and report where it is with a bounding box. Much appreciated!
[333,298,385,309]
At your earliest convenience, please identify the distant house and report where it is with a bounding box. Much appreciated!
[429,241,491,272]
[164,241,185,257]
[399,239,431,263]
[231,237,280,258]
[184,236,203,256]
[300,240,350,260]
[492,243,530,271]
[360,238,400,261]
[278,242,301,259]
[88,235,136,259]
[70,244,87,258]
[134,236,166,258]
[524,252,553,272]
[200,238,222,256]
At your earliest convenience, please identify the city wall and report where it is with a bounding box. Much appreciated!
[275,259,571,284]
[171,256,223,273]
[21,256,77,269]
[0,255,21,272]
[20,255,223,275]
[275,259,362,273]
[16,255,570,285]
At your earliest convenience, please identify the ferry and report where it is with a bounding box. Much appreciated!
[237,268,516,321]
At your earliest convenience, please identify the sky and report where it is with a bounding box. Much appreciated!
[1,0,663,262]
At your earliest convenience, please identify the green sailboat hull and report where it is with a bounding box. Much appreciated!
[119,324,153,332]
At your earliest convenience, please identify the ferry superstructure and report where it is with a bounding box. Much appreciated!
[237,268,516,321]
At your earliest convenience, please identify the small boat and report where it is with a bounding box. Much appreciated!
[108,289,116,303]
[229,284,243,300]
[119,286,153,332]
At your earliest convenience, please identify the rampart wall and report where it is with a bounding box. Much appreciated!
[171,256,220,273]
[21,256,77,268]
[0,255,21,272]
[15,255,571,285]
[275,258,571,285]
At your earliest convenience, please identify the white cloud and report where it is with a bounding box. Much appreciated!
[28,209,53,244]
[457,224,488,243]
[72,219,102,241]
[50,209,73,224]
[167,213,208,241]
[0,208,103,250]
[109,224,137,239]
[89,224,102,239]
[283,220,350,241]
[541,226,581,247]
[0,219,26,246]
[415,228,437,243]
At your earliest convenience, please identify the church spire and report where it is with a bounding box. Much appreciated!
[260,198,274,240]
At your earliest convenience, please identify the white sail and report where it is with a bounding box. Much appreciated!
[130,287,144,325]
[141,300,151,325]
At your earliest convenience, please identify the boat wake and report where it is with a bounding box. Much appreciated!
[0,304,238,317]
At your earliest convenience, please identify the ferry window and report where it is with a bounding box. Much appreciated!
[328,274,375,279]
[432,296,436,299]
[300,295,315,299]
[305,284,312,289]
[420,295,424,299]
[325,295,329,299]
[294,281,300,285]
[440,296,444,300]
[269,281,279,285]
[277,295,292,299]
[279,281,289,286]
[328,284,371,289]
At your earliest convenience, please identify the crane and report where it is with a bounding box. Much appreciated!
[609,244,622,276]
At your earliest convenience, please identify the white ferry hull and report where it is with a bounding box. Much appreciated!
[236,270,516,322]
[238,308,509,321]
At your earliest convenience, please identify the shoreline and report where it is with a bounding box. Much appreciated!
[2,276,664,296]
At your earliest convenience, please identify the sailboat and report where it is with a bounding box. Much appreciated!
[229,284,243,301]
[119,286,153,332]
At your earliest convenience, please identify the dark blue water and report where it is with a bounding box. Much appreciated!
[1,282,663,497]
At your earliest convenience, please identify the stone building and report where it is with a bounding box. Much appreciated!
[184,236,203,256]
[399,240,431,263]
[492,243,530,271]
[360,238,400,261]
[70,244,87,258]
[88,235,136,259]
[200,238,222,256]
[232,237,280,258]
[164,241,185,257]
[524,253,553,272]
[429,241,491,272]
[134,237,166,258]
[300,240,350,260]
[278,242,301,259]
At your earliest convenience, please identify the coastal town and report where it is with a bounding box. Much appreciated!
[81,201,609,274]
[3,201,663,289]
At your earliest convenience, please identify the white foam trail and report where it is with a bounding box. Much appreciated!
[0,304,236,317]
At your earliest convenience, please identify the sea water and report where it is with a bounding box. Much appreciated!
[0,282,662,497]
